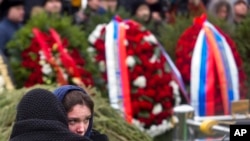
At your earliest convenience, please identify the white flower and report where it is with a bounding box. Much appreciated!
[39,51,46,60]
[169,80,181,106]
[88,24,106,44]
[144,34,158,44]
[99,61,106,72]
[126,56,136,68]
[42,64,52,75]
[87,47,96,54]
[152,103,163,115]
[133,76,146,88]
[0,75,5,87]
[88,35,97,45]
[149,54,158,63]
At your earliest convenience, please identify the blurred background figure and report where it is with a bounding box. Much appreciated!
[43,0,63,14]
[145,0,165,22]
[103,0,119,12]
[232,0,249,24]
[0,0,25,56]
[30,0,63,18]
[131,2,151,23]
[208,0,233,23]
[87,0,106,14]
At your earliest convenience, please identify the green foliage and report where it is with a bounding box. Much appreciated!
[154,16,192,61]
[83,7,131,35]
[0,85,152,141]
[232,15,250,83]
[6,12,99,88]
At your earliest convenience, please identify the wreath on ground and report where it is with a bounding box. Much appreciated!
[7,12,96,88]
[175,16,247,114]
[88,17,180,137]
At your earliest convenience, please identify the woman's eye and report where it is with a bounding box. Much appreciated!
[68,119,77,124]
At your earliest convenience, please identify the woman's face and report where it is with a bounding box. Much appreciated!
[8,5,25,23]
[67,104,91,136]
[217,5,228,20]
[106,0,117,12]
[136,4,150,21]
[234,2,248,17]
[44,0,62,13]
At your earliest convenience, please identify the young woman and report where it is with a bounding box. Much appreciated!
[10,88,90,141]
[53,85,109,141]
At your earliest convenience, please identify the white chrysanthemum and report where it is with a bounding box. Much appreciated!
[144,34,158,44]
[0,75,5,87]
[41,64,52,75]
[149,54,158,63]
[133,76,146,88]
[88,24,106,44]
[99,61,106,72]
[87,46,96,54]
[88,35,96,45]
[152,103,163,115]
[126,56,136,68]
[169,80,181,106]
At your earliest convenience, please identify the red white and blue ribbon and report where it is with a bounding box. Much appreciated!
[191,18,239,116]
[105,18,132,123]
[158,43,190,103]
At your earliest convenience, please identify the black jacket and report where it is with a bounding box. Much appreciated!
[10,88,90,141]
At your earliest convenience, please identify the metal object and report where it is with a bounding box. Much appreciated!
[173,105,195,141]
[194,114,249,122]
[186,119,230,135]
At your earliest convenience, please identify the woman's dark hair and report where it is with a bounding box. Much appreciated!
[62,90,94,114]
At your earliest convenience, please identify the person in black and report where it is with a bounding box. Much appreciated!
[10,88,91,141]
[0,0,25,56]
[53,85,109,141]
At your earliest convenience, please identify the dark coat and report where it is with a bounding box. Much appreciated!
[10,88,91,141]
[0,18,22,56]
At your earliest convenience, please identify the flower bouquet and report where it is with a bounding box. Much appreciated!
[88,17,180,137]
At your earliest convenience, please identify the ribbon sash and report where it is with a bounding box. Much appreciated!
[191,20,239,116]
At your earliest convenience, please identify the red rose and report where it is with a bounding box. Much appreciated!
[94,39,105,53]
[139,101,154,111]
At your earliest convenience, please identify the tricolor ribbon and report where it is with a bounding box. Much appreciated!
[191,15,239,116]
[105,18,132,123]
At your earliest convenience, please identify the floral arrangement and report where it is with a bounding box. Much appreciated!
[88,18,180,137]
[7,13,95,88]
[175,17,247,115]
[21,28,93,87]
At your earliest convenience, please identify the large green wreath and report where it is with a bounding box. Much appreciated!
[7,12,99,88]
